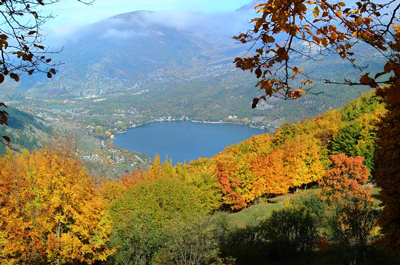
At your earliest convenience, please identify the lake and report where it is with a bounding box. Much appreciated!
[113,121,265,164]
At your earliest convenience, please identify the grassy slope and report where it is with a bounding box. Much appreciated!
[227,189,319,227]
[0,107,54,153]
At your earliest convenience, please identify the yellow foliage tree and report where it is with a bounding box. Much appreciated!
[0,149,113,264]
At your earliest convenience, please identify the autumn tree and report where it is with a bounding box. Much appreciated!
[184,158,222,212]
[319,154,377,262]
[236,0,400,253]
[281,134,325,190]
[0,149,113,264]
[235,0,399,101]
[215,153,246,210]
[375,87,400,255]
[319,153,370,202]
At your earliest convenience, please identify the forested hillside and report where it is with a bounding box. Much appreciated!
[0,107,54,153]
[1,91,396,265]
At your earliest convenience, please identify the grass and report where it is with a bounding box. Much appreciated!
[226,186,381,228]
[227,189,318,227]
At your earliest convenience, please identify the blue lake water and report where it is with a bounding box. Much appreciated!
[113,121,265,164]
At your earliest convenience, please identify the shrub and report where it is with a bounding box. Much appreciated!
[260,196,322,262]
[328,195,380,265]
[158,214,221,265]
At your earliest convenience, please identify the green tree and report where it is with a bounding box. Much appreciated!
[108,177,203,264]
[328,195,379,264]
[260,197,322,262]
[331,121,362,157]
[159,214,221,265]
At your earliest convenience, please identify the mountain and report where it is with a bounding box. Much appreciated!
[25,10,253,98]
[10,2,385,130]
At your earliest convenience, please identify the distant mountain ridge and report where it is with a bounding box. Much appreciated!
[24,9,252,98]
[237,0,265,11]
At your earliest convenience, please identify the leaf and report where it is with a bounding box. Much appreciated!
[297,89,306,94]
[252,98,259,109]
[313,7,320,17]
[50,68,56,74]
[0,34,8,40]
[384,62,393,73]
[47,72,52,78]
[360,73,378,88]
[9,73,19,82]
[293,67,304,74]
[255,68,262,78]
[0,40,8,50]
[2,136,10,143]
[28,69,34,75]
[0,74,4,83]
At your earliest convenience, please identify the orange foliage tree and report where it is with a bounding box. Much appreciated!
[215,132,325,210]
[0,149,113,264]
[250,148,288,197]
[319,153,370,202]
[215,153,246,210]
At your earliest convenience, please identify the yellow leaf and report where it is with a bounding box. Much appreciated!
[313,6,320,17]
[297,89,306,94]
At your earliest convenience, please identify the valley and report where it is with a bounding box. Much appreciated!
[0,4,384,177]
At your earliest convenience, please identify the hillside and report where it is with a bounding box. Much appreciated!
[0,91,397,265]
[0,107,54,153]
[180,90,385,210]
[92,90,393,265]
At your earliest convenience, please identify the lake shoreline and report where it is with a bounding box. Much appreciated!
[123,119,268,133]
[112,121,266,165]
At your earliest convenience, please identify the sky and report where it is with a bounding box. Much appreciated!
[43,0,254,42]
[46,0,252,26]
